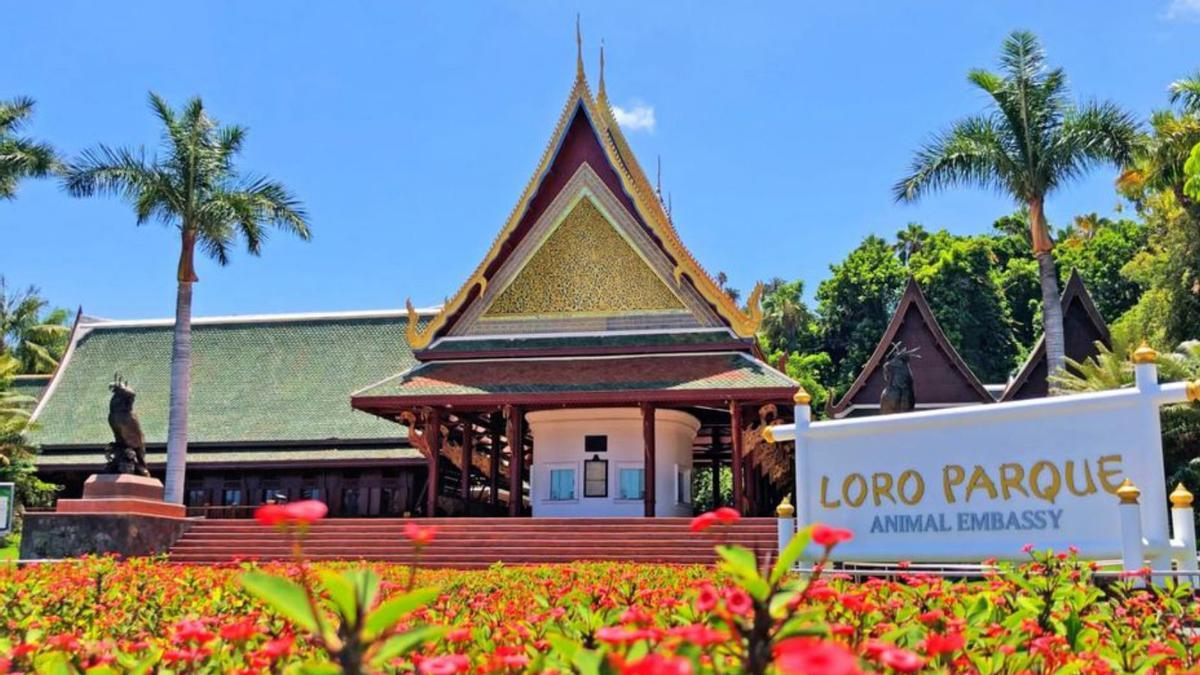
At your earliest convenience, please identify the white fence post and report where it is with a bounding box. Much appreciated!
[1170,483,1197,585]
[1117,479,1146,588]
[776,494,795,555]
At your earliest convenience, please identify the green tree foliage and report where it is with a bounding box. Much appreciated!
[909,231,1020,383]
[0,278,69,374]
[816,236,906,390]
[1114,72,1200,347]
[0,354,58,539]
[0,97,58,200]
[892,223,929,267]
[758,278,820,356]
[1053,217,1148,320]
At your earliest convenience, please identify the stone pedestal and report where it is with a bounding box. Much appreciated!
[55,473,186,518]
[19,473,193,560]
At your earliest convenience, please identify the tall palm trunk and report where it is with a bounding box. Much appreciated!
[1030,197,1065,381]
[163,230,198,504]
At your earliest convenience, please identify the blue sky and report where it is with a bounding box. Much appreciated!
[3,1,1198,319]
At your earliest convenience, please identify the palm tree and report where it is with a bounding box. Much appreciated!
[62,93,311,503]
[894,31,1138,378]
[0,278,70,374]
[893,223,929,266]
[1170,72,1200,114]
[0,97,58,200]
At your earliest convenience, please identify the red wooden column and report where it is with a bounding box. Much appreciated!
[505,405,523,517]
[460,421,473,502]
[642,403,656,517]
[729,402,744,514]
[425,408,442,518]
[489,414,502,506]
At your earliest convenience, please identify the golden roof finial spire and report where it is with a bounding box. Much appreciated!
[656,155,663,200]
[598,38,606,99]
[575,14,584,81]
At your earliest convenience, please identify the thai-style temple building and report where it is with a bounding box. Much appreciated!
[25,35,1114,523]
[828,271,1111,418]
[30,40,801,519]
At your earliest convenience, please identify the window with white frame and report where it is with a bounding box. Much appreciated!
[548,467,576,501]
[617,465,646,501]
[675,465,692,504]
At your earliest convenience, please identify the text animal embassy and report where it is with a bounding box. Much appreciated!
[868,509,1065,534]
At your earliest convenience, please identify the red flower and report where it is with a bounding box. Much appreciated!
[172,620,216,645]
[695,584,719,613]
[218,618,258,643]
[404,521,438,547]
[690,507,740,532]
[725,588,753,616]
[712,507,741,524]
[621,654,693,675]
[254,500,327,527]
[418,654,470,674]
[879,647,925,673]
[254,504,288,527]
[261,635,293,660]
[812,524,854,548]
[689,512,719,532]
[284,500,328,523]
[924,631,965,656]
[774,638,862,675]
[596,627,653,645]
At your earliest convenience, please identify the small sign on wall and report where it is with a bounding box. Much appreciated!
[0,482,14,536]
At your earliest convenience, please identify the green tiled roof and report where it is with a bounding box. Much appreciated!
[11,375,50,407]
[425,330,743,353]
[31,313,425,447]
[37,446,422,468]
[355,352,797,399]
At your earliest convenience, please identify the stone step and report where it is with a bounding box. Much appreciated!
[169,517,779,566]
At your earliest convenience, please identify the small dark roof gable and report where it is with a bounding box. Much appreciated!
[1000,271,1111,402]
[827,277,993,418]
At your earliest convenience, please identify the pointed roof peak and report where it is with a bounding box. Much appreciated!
[598,38,607,100]
[575,14,585,83]
[826,277,992,418]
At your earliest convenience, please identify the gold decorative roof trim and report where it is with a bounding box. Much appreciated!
[405,49,761,348]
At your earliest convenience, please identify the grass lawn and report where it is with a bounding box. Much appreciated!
[0,539,17,560]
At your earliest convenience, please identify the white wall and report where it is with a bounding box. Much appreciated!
[527,408,699,517]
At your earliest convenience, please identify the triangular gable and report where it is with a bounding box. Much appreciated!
[999,271,1111,402]
[404,63,761,349]
[482,196,688,319]
[826,277,993,418]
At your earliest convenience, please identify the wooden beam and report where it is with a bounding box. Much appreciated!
[489,413,501,506]
[425,408,441,518]
[642,403,656,518]
[460,422,473,502]
[506,405,522,517]
[730,402,743,515]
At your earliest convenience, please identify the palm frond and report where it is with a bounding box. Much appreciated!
[893,116,1016,202]
[1169,71,1200,114]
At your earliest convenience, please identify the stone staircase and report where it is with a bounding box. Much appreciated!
[168,517,780,567]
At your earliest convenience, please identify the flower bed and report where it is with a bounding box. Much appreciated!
[0,509,1196,673]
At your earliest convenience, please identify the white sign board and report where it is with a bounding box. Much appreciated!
[769,362,1189,561]
[0,482,13,537]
